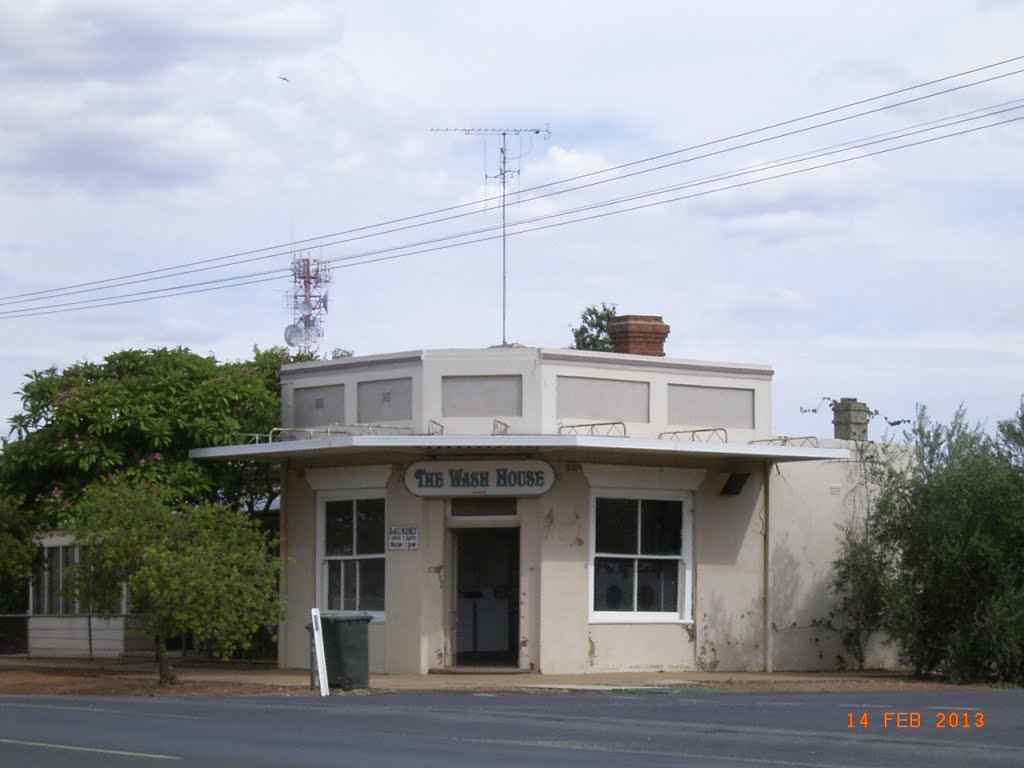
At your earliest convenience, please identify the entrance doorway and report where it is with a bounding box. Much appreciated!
[453,527,519,667]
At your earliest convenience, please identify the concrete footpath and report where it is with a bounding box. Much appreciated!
[0,656,925,693]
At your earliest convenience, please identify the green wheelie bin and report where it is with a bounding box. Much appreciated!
[319,615,371,691]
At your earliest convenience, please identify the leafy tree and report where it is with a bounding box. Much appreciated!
[828,403,1024,683]
[999,397,1024,468]
[0,494,37,614]
[69,480,280,684]
[570,303,617,351]
[2,346,297,520]
[0,345,313,631]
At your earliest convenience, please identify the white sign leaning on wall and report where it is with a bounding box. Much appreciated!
[403,459,554,497]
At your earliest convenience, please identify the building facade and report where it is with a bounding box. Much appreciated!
[192,316,882,675]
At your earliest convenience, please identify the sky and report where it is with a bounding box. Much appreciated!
[1,0,1023,441]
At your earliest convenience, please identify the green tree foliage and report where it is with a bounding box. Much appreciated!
[0,345,310,625]
[0,494,37,613]
[829,402,1024,683]
[2,346,295,521]
[570,303,617,351]
[69,480,280,684]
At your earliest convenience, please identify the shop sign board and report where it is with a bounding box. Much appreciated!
[404,459,554,497]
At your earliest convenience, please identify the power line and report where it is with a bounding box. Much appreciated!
[5,111,1021,320]
[2,55,1022,307]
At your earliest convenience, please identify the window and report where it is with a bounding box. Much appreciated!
[591,495,692,622]
[321,497,385,615]
[32,545,86,616]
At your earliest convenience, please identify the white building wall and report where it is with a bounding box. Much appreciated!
[417,495,446,673]
[538,352,773,440]
[28,616,126,658]
[383,471,431,674]
[517,495,542,672]
[279,461,317,669]
[693,473,767,672]
[421,348,545,435]
[537,470,591,673]
[280,347,773,440]
[768,447,901,670]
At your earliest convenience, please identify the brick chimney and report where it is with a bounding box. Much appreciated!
[831,397,871,441]
[607,315,670,356]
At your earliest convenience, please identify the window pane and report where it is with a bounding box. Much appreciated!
[594,557,634,611]
[595,498,638,554]
[46,549,61,615]
[76,547,91,615]
[62,547,78,615]
[359,558,385,612]
[325,500,354,556]
[32,560,46,615]
[637,559,678,612]
[355,498,385,555]
[343,560,357,611]
[640,500,682,555]
[327,561,342,611]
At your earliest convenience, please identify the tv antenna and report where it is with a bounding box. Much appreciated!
[432,124,551,344]
[283,252,331,355]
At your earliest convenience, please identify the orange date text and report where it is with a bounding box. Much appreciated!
[846,711,985,729]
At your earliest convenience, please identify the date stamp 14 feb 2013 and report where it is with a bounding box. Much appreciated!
[847,711,985,729]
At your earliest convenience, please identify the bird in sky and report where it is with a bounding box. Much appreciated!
[278,76,290,82]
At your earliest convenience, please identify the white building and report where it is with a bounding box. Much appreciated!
[188,315,880,675]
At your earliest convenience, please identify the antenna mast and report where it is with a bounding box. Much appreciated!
[284,252,331,356]
[432,124,551,344]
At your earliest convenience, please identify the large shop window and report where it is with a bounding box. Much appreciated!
[322,497,385,615]
[591,496,692,622]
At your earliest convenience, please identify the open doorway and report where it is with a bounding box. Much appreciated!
[453,527,519,667]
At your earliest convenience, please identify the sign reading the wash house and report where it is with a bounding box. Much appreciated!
[404,459,554,497]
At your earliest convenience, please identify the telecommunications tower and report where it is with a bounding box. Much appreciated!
[283,253,330,356]
[432,124,551,345]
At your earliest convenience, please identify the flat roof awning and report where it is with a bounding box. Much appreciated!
[190,434,849,465]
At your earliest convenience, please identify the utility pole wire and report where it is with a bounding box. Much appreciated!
[4,111,1021,320]
[3,55,1022,305]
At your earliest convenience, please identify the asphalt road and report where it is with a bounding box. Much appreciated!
[1,688,1021,767]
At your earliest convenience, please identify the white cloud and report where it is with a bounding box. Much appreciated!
[2,0,1024,441]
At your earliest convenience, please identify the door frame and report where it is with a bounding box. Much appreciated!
[443,499,521,668]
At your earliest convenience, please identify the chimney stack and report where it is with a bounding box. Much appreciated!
[831,397,870,441]
[607,315,670,356]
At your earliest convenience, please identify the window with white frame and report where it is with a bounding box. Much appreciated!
[591,494,692,621]
[321,497,385,614]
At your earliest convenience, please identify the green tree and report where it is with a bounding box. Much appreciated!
[0,494,37,614]
[828,403,1024,683]
[570,303,617,351]
[0,345,312,629]
[69,480,280,684]
[2,346,296,519]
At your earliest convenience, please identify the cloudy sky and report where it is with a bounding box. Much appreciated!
[1,0,1022,440]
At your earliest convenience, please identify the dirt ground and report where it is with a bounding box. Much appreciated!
[0,663,988,697]
[0,667,320,697]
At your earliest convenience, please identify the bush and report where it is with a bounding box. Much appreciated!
[828,403,1024,684]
